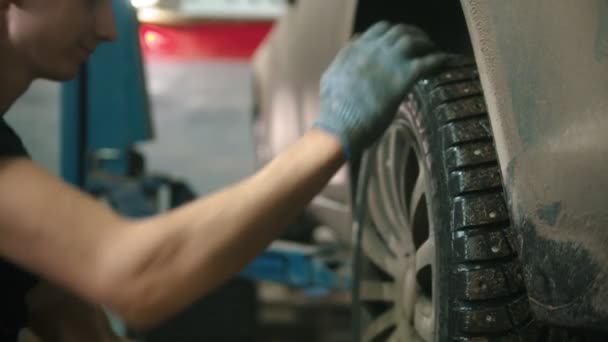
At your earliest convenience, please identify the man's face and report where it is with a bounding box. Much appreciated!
[5,0,117,80]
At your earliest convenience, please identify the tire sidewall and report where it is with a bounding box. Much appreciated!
[404,87,456,341]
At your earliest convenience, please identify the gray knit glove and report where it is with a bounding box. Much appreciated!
[314,22,447,159]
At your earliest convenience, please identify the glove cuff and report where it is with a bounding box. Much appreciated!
[312,120,353,160]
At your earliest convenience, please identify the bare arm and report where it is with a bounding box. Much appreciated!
[0,129,344,329]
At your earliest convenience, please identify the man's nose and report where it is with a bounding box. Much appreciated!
[95,0,119,42]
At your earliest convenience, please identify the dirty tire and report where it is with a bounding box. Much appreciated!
[353,56,539,341]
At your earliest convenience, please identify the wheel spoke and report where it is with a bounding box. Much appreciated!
[415,238,435,274]
[362,307,397,342]
[376,142,405,236]
[360,280,397,302]
[408,171,426,223]
[386,127,412,237]
[395,139,410,225]
[414,296,435,342]
[402,266,417,314]
[368,183,401,256]
[361,225,399,277]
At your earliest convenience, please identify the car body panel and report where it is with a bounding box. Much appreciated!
[462,0,608,328]
[252,0,357,241]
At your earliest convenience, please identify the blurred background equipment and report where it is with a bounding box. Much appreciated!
[134,0,287,24]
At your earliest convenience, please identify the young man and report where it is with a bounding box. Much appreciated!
[0,0,446,340]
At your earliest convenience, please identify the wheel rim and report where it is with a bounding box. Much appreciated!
[357,118,436,342]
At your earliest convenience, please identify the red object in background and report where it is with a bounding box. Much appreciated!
[140,22,273,61]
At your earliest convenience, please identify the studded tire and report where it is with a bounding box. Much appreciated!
[353,57,540,341]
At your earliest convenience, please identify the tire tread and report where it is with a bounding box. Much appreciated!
[421,57,532,339]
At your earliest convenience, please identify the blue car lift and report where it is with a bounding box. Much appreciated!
[60,0,350,294]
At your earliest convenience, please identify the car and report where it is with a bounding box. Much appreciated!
[252,0,608,341]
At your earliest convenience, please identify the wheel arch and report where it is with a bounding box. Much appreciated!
[352,0,473,55]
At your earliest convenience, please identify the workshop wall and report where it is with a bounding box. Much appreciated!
[137,59,257,196]
[4,81,61,176]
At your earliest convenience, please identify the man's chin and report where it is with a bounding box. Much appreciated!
[39,64,83,82]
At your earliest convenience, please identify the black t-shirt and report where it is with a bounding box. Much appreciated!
[0,119,40,340]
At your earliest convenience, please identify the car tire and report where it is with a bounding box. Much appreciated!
[353,56,541,341]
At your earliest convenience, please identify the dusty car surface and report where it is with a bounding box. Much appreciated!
[252,0,608,340]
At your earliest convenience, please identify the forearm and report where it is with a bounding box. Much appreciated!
[0,129,343,330]
[103,129,344,327]
[185,128,345,283]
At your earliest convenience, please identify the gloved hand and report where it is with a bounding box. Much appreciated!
[314,22,448,159]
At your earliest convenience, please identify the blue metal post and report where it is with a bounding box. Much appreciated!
[60,65,88,186]
[60,0,152,181]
